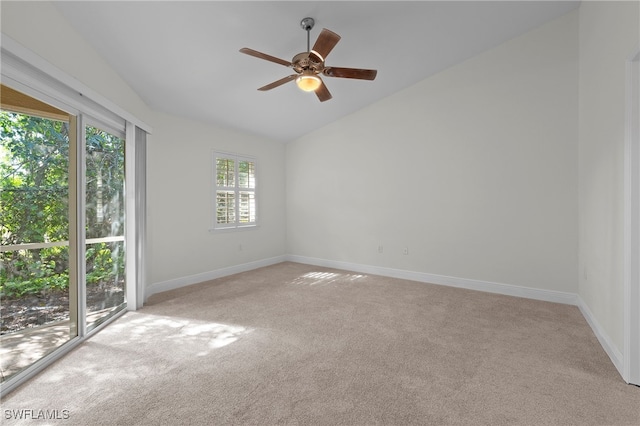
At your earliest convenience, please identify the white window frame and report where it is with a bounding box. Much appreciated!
[212,151,257,230]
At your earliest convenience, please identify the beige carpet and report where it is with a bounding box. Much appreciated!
[2,262,639,425]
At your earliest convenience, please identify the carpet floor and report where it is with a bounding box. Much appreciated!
[2,262,639,425]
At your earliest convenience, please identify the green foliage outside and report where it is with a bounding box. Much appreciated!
[0,111,125,299]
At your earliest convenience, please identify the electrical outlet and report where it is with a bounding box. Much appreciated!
[403,247,409,255]
[378,245,383,253]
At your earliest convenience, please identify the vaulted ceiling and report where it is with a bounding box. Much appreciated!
[54,1,580,141]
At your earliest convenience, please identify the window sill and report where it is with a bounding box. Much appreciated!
[209,224,258,233]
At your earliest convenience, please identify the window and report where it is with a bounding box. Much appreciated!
[214,152,256,229]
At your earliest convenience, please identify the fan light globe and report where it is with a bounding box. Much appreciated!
[296,73,321,92]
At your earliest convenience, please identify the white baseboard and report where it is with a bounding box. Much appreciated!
[145,255,287,301]
[286,254,579,306]
[576,296,624,379]
[147,254,577,307]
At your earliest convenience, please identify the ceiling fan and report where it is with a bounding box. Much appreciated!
[240,17,377,102]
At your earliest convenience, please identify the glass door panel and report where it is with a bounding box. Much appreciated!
[0,92,77,382]
[85,125,126,331]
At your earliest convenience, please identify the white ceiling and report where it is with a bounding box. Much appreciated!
[53,1,580,142]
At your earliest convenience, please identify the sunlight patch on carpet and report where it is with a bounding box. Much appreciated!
[99,313,253,356]
[175,321,248,351]
[290,271,366,286]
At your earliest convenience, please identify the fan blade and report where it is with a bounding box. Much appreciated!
[258,75,297,91]
[311,29,341,60]
[323,67,377,80]
[240,48,292,67]
[315,79,332,102]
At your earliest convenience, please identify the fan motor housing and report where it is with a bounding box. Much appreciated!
[292,52,324,74]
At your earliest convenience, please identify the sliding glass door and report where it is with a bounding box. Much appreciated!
[0,87,128,384]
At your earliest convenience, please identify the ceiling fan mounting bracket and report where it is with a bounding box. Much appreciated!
[300,17,315,31]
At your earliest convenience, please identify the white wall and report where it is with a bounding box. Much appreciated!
[286,11,579,293]
[146,112,286,287]
[1,1,287,294]
[578,1,639,353]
